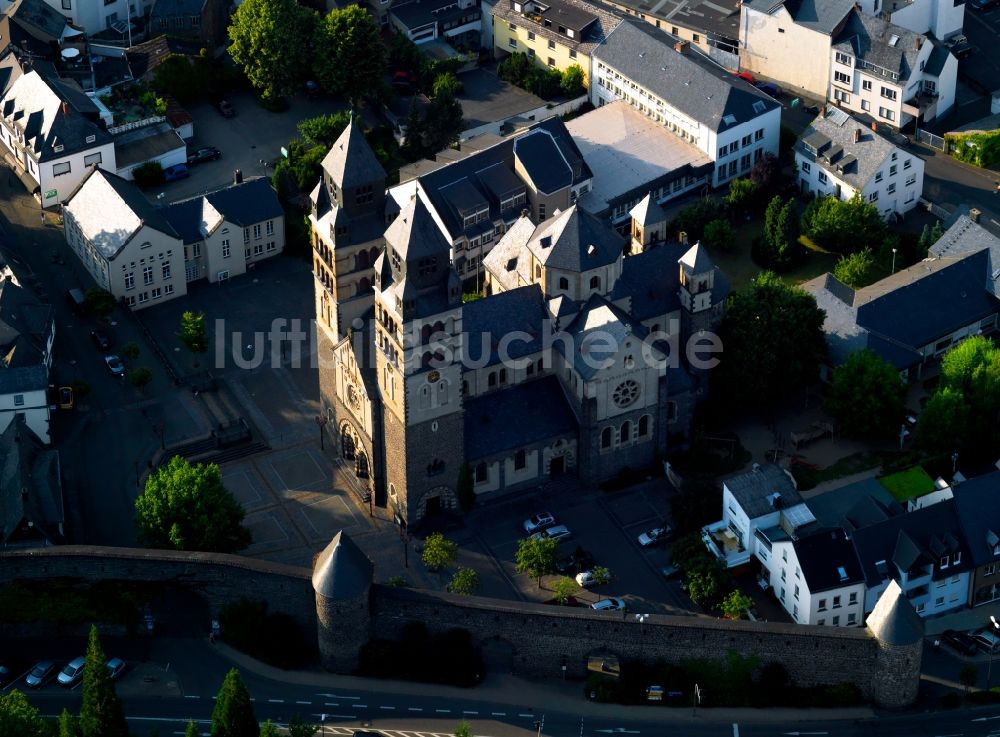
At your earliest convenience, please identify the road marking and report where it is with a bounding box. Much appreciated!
[295,700,312,705]
[408,707,424,712]
[974,716,1000,722]
[595,730,639,735]
[267,699,284,704]
[491,711,507,716]
[324,703,339,707]
[462,710,478,715]
[324,694,360,700]
[351,704,367,709]
[184,695,200,700]
[436,708,451,713]
[733,725,739,737]
[380,706,396,710]
[519,713,534,718]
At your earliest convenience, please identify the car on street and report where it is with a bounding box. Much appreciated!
[106,658,126,680]
[755,81,782,97]
[736,71,756,84]
[58,386,74,410]
[25,660,56,688]
[660,562,681,579]
[945,35,973,58]
[0,662,13,688]
[941,629,979,656]
[216,99,235,118]
[556,548,595,574]
[57,657,86,687]
[523,512,556,534]
[638,526,672,547]
[591,597,626,611]
[104,354,125,377]
[576,569,601,587]
[971,629,1000,654]
[969,0,1000,10]
[187,146,222,165]
[531,524,572,543]
[163,164,190,182]
[90,329,112,351]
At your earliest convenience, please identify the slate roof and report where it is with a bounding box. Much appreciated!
[163,179,280,244]
[594,20,779,133]
[850,498,970,588]
[65,168,179,259]
[724,464,802,520]
[0,277,52,368]
[0,362,46,394]
[929,212,1000,297]
[386,196,452,263]
[0,71,112,162]
[0,414,63,545]
[482,215,535,292]
[490,0,622,58]
[806,476,901,531]
[794,529,865,593]
[629,193,666,228]
[560,294,658,380]
[743,0,854,35]
[833,11,923,79]
[611,243,687,322]
[924,43,950,77]
[464,375,578,459]
[679,242,715,275]
[525,206,624,272]
[796,106,899,191]
[391,118,591,243]
[513,130,573,195]
[312,530,374,600]
[462,284,546,368]
[322,120,386,192]
[7,0,69,43]
[952,470,1000,567]
[150,0,207,19]
[0,51,25,97]
[866,579,923,646]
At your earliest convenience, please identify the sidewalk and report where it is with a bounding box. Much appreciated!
[207,639,876,725]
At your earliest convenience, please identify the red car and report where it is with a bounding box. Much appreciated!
[737,71,756,84]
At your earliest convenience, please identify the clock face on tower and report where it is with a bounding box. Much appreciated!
[612,379,640,408]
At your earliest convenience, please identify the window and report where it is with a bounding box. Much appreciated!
[834,70,851,85]
[955,551,962,565]
[569,49,577,58]
[793,604,798,619]
[138,291,149,304]
[13,394,23,406]
[793,585,799,600]
[728,161,737,176]
[875,171,883,182]
[903,158,912,170]
[818,619,826,626]
[165,284,174,295]
[742,134,752,147]
[538,203,546,219]
[53,161,71,176]
[620,420,631,443]
[832,615,840,626]
[833,89,850,103]
[880,86,897,101]
[266,220,274,236]
[728,141,738,154]
[254,243,265,256]
[818,598,828,611]
[548,39,556,49]
[267,241,276,252]
[62,0,70,8]
[152,287,162,299]
[162,262,171,280]
[718,146,727,158]
[835,52,852,65]
[84,152,102,166]
[869,191,879,202]
[124,272,135,290]
[849,591,858,604]
[527,30,535,39]
[848,612,857,625]
[143,265,154,285]
[755,128,764,141]
[547,57,555,67]
[558,276,569,290]
[589,275,601,290]
[244,228,250,243]
[861,100,870,112]
[222,240,230,258]
[833,595,842,608]
[253,224,262,239]
[801,162,811,173]
[601,427,612,449]
[887,183,896,194]
[987,564,998,576]
[475,463,488,482]
[514,450,526,470]
[509,21,516,29]
[638,415,650,436]
[862,80,872,91]
[509,38,517,48]
[935,597,945,607]
[692,33,700,42]
[818,171,828,184]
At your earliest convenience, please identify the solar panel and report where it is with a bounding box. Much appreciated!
[782,503,817,529]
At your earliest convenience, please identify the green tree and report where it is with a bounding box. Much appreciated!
[560,65,586,97]
[833,247,878,289]
[455,720,473,737]
[937,336,1000,458]
[84,288,116,318]
[120,341,140,361]
[259,721,280,737]
[135,456,252,553]
[551,576,577,604]
[702,218,736,252]
[297,111,352,148]
[515,536,558,588]
[228,0,315,103]
[825,350,905,440]
[401,98,428,161]
[424,89,464,153]
[588,566,612,585]
[758,195,799,269]
[720,590,754,620]
[0,690,49,737]
[750,152,781,195]
[151,54,203,103]
[800,194,886,254]
[421,532,459,571]
[725,177,758,216]
[432,72,463,98]
[211,669,257,737]
[526,67,564,98]
[288,714,319,737]
[918,223,933,254]
[314,5,387,105]
[184,722,199,737]
[447,567,480,595]
[716,271,827,406]
[130,366,154,391]
[916,386,969,455]
[683,564,724,608]
[58,708,78,737]
[178,311,208,355]
[80,626,128,737]
[386,575,409,587]
[497,52,532,87]
[670,197,726,243]
[456,464,475,512]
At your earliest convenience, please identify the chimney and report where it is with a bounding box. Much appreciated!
[819,106,826,118]
[970,208,981,223]
[871,121,878,132]
[234,168,243,185]
[61,101,69,118]
[854,128,861,143]
[916,37,922,50]
[674,40,689,54]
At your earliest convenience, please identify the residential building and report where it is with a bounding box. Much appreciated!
[953,471,1000,607]
[829,12,956,128]
[929,208,1000,296]
[601,0,742,60]
[851,498,971,616]
[591,20,781,189]
[490,0,622,83]
[0,0,75,54]
[565,101,713,226]
[855,0,964,40]
[64,168,284,308]
[149,0,229,48]
[0,69,116,207]
[739,0,856,97]
[389,0,482,46]
[795,106,924,218]
[0,414,64,547]
[802,248,1000,381]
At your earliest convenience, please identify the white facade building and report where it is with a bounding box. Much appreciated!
[856,0,964,40]
[592,19,782,190]
[795,106,925,218]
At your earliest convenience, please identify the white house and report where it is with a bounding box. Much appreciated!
[0,276,55,443]
[592,19,782,189]
[795,106,925,218]
[829,12,957,128]
[0,70,116,208]
[855,0,964,40]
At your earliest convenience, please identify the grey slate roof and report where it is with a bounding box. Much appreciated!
[806,476,901,531]
[490,0,622,58]
[513,131,573,195]
[0,276,52,368]
[744,0,854,35]
[0,414,63,545]
[322,120,386,192]
[724,464,802,520]
[594,20,779,133]
[560,294,659,380]
[952,470,1000,567]
[924,43,950,77]
[462,284,546,367]
[679,242,715,275]
[8,0,69,42]
[865,579,923,646]
[464,375,578,459]
[386,196,452,263]
[793,529,865,593]
[796,107,898,191]
[929,212,1000,297]
[611,242,687,322]
[312,530,374,600]
[832,11,923,79]
[525,206,624,272]
[203,177,283,227]
[150,0,208,19]
[629,193,666,227]
[0,362,47,394]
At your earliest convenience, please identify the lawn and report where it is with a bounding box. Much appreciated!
[878,466,935,502]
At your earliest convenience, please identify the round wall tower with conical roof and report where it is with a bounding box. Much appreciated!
[865,579,924,707]
[312,530,375,672]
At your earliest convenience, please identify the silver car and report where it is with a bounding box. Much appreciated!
[591,597,626,611]
[25,660,55,687]
[57,657,86,687]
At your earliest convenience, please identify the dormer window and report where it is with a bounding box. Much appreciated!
[940,555,950,569]
[954,551,962,565]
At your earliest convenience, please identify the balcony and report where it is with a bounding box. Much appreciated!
[902,89,939,118]
[702,520,751,568]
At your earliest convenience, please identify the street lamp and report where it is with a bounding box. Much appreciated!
[315,414,328,451]
[319,714,327,736]
[891,247,898,274]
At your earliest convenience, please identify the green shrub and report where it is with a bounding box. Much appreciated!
[132,161,164,188]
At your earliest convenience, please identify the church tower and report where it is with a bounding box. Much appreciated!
[311,120,388,345]
[678,241,722,343]
[627,193,667,254]
[373,196,465,525]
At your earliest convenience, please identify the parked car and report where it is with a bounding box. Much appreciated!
[25,660,56,688]
[217,99,235,118]
[576,569,600,587]
[638,526,672,547]
[755,81,782,97]
[591,597,626,611]
[0,662,13,688]
[104,354,125,377]
[90,329,112,351]
[187,146,222,165]
[969,0,1000,10]
[531,524,572,543]
[946,35,974,57]
[163,164,190,182]
[971,629,1000,654]
[556,548,595,574]
[106,658,126,681]
[660,562,681,579]
[57,657,86,687]
[523,512,556,534]
[941,629,979,656]
[736,71,756,84]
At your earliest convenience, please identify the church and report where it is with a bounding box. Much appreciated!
[311,119,728,526]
